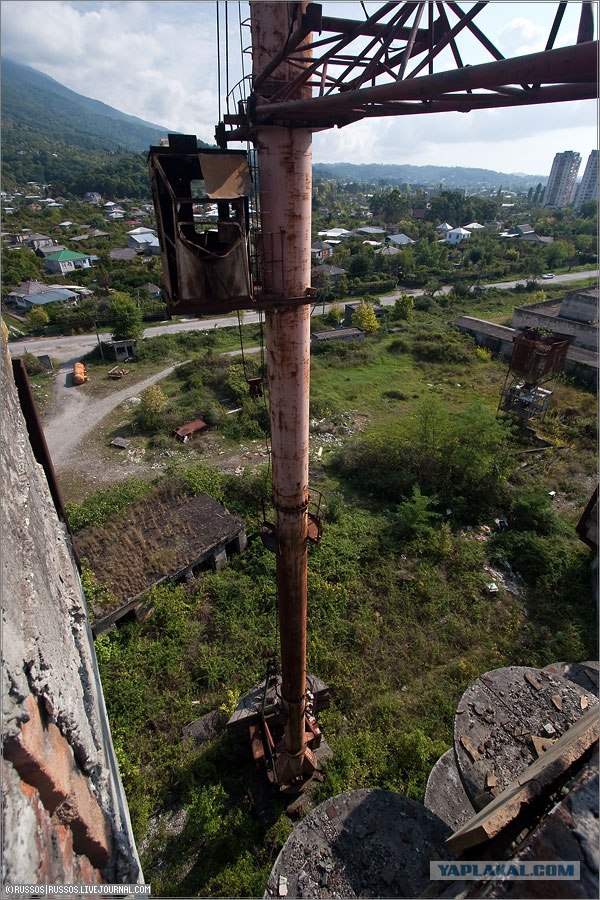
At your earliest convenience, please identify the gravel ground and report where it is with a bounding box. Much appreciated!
[42,361,180,469]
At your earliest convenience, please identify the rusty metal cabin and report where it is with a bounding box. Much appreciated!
[509,328,572,384]
[148,135,254,316]
[499,328,573,422]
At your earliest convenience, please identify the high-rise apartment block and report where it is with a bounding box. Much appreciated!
[572,150,598,209]
[544,150,581,208]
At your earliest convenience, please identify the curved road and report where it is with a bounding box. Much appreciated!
[11,268,597,468]
[8,269,597,365]
[43,364,181,468]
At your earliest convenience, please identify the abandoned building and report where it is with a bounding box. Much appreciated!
[453,286,599,386]
[344,301,386,324]
[311,326,365,344]
[511,287,599,351]
[75,481,247,635]
[173,418,209,442]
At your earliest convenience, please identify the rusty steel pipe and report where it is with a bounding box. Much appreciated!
[252,39,598,122]
[251,2,314,779]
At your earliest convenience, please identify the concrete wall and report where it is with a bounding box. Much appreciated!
[510,308,598,350]
[560,291,599,325]
[1,338,142,887]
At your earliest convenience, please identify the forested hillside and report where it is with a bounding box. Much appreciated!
[313,162,546,190]
[1,58,170,152]
[1,59,210,197]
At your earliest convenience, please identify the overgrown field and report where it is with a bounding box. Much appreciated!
[64,296,597,897]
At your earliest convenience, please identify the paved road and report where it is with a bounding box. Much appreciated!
[8,269,597,364]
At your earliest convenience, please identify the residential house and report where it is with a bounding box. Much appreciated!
[511,224,535,236]
[44,249,93,275]
[7,281,78,310]
[110,248,138,262]
[435,222,454,236]
[142,283,162,299]
[464,222,485,231]
[388,233,415,246]
[316,263,347,280]
[36,244,67,258]
[311,241,334,261]
[83,192,102,204]
[128,232,160,254]
[11,233,54,251]
[445,227,471,244]
[317,227,352,241]
[519,232,554,245]
[354,226,386,237]
[375,245,401,257]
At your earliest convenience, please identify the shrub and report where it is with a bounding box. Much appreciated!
[394,486,441,542]
[411,332,473,364]
[21,352,47,375]
[180,464,225,501]
[66,478,152,531]
[510,491,562,535]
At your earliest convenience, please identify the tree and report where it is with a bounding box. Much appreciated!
[394,486,440,542]
[352,300,379,332]
[26,307,49,331]
[369,188,410,223]
[392,294,414,320]
[108,291,143,341]
[135,384,167,434]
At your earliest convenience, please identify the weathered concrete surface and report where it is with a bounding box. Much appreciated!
[1,339,141,886]
[425,748,475,831]
[264,789,453,898]
[543,661,600,698]
[454,666,598,810]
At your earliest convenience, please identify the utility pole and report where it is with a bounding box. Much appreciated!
[250,1,317,784]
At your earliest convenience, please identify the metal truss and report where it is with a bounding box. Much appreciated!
[221,1,598,139]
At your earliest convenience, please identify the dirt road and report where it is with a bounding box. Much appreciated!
[43,363,179,468]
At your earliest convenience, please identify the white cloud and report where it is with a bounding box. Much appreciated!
[1,0,597,173]
[0,0,237,143]
[497,17,547,56]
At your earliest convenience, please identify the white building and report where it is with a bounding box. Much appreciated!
[544,151,581,208]
[572,150,598,209]
[445,227,471,244]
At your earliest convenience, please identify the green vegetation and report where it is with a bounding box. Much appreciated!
[65,303,597,895]
[108,292,144,340]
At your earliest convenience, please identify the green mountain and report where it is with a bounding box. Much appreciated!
[0,59,212,198]
[1,58,172,153]
[314,161,546,191]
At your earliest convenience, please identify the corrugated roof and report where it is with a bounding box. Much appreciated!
[45,249,90,261]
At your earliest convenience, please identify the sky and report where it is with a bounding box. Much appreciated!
[1,0,597,177]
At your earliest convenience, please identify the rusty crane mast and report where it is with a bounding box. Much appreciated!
[150,1,598,789]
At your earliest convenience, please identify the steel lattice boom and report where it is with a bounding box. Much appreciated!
[220,1,597,140]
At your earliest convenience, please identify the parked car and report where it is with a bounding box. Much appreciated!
[542,273,555,279]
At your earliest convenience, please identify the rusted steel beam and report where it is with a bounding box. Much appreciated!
[252,41,597,124]
[319,10,429,40]
[251,1,317,783]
